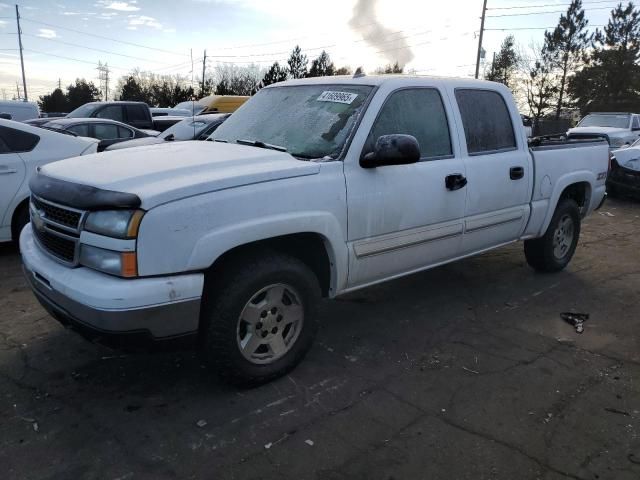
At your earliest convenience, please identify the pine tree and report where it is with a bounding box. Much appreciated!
[119,76,148,102]
[308,51,335,77]
[486,36,519,88]
[526,59,558,124]
[543,0,591,118]
[260,62,288,88]
[38,88,69,113]
[287,45,308,79]
[66,79,101,110]
[568,2,640,113]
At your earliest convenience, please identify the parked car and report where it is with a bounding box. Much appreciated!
[173,100,207,116]
[150,107,191,117]
[152,115,190,132]
[43,118,152,152]
[0,101,40,121]
[106,114,229,151]
[41,112,69,118]
[609,139,640,197]
[567,112,640,149]
[21,75,609,385]
[24,117,63,127]
[200,95,249,114]
[0,119,98,243]
[66,101,154,130]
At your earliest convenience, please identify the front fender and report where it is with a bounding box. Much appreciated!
[187,211,348,294]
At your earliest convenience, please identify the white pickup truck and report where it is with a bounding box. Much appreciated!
[21,75,609,385]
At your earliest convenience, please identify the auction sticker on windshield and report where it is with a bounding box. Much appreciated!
[317,91,359,104]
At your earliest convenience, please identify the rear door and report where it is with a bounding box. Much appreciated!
[345,86,466,288]
[125,104,151,129]
[452,88,532,254]
[0,126,34,227]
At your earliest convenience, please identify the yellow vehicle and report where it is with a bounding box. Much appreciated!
[200,95,249,114]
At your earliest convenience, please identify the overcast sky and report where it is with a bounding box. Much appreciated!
[0,0,626,101]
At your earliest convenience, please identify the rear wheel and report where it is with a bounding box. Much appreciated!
[524,198,581,273]
[200,251,320,386]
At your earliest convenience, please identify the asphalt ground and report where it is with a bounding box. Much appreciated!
[1,197,639,480]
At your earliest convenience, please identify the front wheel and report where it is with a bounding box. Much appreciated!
[199,251,320,386]
[524,198,581,273]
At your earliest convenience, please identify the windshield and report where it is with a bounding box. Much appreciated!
[212,84,373,159]
[578,114,630,129]
[174,101,206,115]
[66,104,100,118]
[160,119,210,140]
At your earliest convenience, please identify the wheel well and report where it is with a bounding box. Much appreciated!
[206,233,333,297]
[10,197,30,240]
[559,182,591,216]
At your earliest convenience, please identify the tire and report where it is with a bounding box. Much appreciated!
[12,202,30,247]
[199,250,320,387]
[524,198,581,273]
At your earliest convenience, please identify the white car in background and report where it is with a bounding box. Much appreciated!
[567,112,640,149]
[0,119,98,243]
[0,100,39,121]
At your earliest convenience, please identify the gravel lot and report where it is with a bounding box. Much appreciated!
[1,197,639,480]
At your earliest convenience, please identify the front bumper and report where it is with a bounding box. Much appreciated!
[21,225,204,347]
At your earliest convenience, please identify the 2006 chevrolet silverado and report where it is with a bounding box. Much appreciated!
[21,75,609,385]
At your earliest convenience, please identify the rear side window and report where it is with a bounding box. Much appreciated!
[0,126,40,152]
[94,123,119,139]
[126,105,148,122]
[68,124,90,136]
[118,126,134,138]
[96,105,124,122]
[366,88,453,159]
[633,116,640,130]
[455,89,516,154]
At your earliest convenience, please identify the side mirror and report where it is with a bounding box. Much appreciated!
[0,113,12,120]
[165,133,175,141]
[360,134,420,169]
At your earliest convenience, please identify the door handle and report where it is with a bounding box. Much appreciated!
[510,166,524,180]
[0,167,17,175]
[445,173,467,191]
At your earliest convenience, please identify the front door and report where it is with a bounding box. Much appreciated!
[345,87,466,288]
[452,88,532,254]
[0,128,27,228]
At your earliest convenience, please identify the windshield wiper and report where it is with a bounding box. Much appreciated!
[236,139,287,152]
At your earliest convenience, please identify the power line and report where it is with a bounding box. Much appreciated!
[20,17,190,57]
[487,6,617,17]
[21,33,177,65]
[487,1,618,10]
[485,24,605,31]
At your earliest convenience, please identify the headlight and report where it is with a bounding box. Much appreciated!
[84,210,144,239]
[79,244,138,277]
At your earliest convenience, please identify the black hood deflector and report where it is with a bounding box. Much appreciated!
[29,171,141,210]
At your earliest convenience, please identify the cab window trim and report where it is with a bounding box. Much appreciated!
[361,86,455,162]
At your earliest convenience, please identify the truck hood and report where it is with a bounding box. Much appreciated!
[39,141,321,208]
[567,126,629,137]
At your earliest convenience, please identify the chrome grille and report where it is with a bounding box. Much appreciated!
[30,196,86,266]
[31,196,81,230]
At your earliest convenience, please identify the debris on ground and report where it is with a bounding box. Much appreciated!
[32,422,39,432]
[604,407,630,416]
[462,366,479,374]
[264,442,273,449]
[196,419,207,428]
[599,211,615,217]
[304,439,314,446]
[560,312,589,334]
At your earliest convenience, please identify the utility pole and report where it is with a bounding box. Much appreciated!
[16,81,21,101]
[58,78,61,90]
[96,62,110,101]
[474,0,488,80]
[15,5,28,101]
[202,49,207,94]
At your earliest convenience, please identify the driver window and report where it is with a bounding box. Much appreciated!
[633,116,640,129]
[365,88,453,160]
[94,123,119,139]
